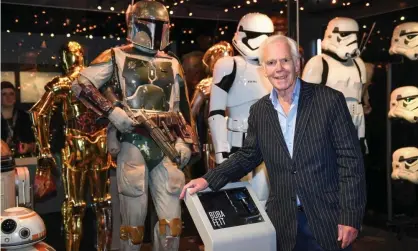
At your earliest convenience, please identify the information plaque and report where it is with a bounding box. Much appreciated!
[184,182,276,251]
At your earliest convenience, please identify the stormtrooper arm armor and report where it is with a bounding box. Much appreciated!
[301,55,324,84]
[208,56,236,164]
[355,58,367,140]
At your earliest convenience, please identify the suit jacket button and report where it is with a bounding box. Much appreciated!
[292,170,297,174]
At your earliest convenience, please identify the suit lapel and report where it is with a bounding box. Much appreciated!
[293,81,314,160]
[263,97,292,160]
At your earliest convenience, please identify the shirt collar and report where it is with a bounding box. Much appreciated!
[269,77,301,109]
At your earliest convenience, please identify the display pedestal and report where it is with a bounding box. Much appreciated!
[184,182,276,251]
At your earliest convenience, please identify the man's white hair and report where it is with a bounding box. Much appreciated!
[259,34,300,63]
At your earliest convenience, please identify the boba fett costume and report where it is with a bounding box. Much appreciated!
[71,1,199,250]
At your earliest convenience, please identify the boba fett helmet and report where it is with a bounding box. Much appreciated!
[126,0,170,53]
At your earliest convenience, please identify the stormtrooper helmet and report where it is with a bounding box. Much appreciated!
[232,13,274,61]
[126,0,170,53]
[388,86,418,123]
[389,22,418,61]
[321,17,360,60]
[392,147,418,184]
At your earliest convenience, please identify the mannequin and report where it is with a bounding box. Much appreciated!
[71,1,198,250]
[208,12,274,208]
[190,41,234,171]
[302,17,367,141]
[30,41,112,251]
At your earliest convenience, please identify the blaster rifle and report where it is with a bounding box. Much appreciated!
[123,105,182,166]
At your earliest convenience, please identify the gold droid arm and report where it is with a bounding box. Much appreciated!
[190,78,212,118]
[172,59,201,165]
[29,77,69,198]
[29,78,68,161]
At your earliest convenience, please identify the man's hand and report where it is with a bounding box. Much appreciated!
[179,178,209,199]
[338,224,358,249]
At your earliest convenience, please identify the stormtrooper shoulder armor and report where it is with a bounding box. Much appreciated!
[301,55,324,84]
[212,56,237,92]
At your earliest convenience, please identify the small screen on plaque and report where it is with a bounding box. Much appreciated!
[197,187,264,230]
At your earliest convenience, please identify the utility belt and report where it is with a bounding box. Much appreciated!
[131,110,200,156]
[227,118,248,133]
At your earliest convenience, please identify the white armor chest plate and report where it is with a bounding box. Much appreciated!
[323,54,362,102]
[226,56,272,110]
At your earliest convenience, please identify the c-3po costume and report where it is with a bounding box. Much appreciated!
[29,41,113,251]
[71,1,198,250]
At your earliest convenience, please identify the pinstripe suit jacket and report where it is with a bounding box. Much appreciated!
[203,80,366,251]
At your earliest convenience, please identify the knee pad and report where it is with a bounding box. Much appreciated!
[158,218,182,237]
[120,225,145,245]
[162,159,185,195]
[118,161,146,197]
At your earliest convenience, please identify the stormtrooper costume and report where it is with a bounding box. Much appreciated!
[302,17,367,140]
[392,147,418,184]
[71,1,197,251]
[208,13,274,208]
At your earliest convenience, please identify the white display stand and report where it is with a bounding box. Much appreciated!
[184,181,276,251]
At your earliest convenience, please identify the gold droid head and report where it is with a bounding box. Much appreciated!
[202,41,234,75]
[61,41,84,73]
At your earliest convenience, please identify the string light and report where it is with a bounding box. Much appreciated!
[97,6,102,10]
[191,40,194,44]
[253,0,257,2]
[15,19,19,23]
[280,10,284,14]
[363,25,367,28]
[332,0,337,4]
[365,2,370,6]
[67,33,71,37]
[189,12,193,16]
[89,35,93,39]
[225,9,228,12]
[6,30,10,33]
[400,16,405,21]
[300,7,304,10]
[170,10,174,15]
[110,7,115,11]
[50,33,54,37]
[28,32,31,36]
[117,37,120,40]
[174,2,178,5]
[40,33,44,36]
[246,1,251,4]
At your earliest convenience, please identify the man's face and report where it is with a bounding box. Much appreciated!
[262,40,300,92]
[1,88,16,107]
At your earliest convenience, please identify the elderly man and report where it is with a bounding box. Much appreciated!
[180,35,366,251]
